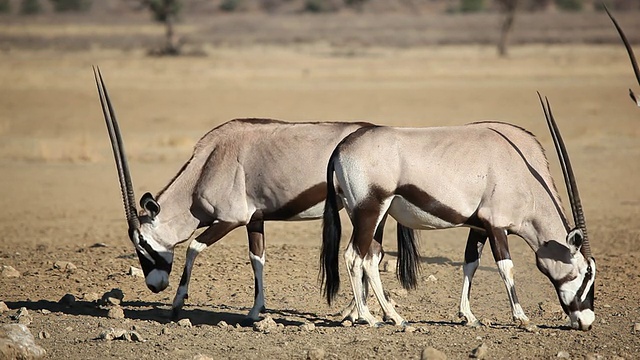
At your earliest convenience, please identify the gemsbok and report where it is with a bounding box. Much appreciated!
[321,94,596,331]
[93,67,377,322]
[605,6,640,107]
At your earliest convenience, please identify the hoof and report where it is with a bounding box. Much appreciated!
[171,307,181,321]
[240,317,258,327]
[464,320,482,328]
[400,320,409,328]
[373,322,385,328]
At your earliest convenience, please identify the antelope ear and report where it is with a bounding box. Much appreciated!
[567,228,583,255]
[140,192,161,219]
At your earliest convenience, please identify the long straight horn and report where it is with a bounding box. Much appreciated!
[604,5,640,106]
[537,93,591,259]
[93,66,140,231]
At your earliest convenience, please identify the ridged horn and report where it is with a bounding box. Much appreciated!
[537,93,591,259]
[604,5,640,106]
[93,66,140,231]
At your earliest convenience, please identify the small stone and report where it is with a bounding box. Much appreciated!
[39,309,51,315]
[217,321,228,329]
[100,288,124,305]
[341,320,353,327]
[307,348,325,360]
[426,274,438,282]
[193,355,214,360]
[557,351,570,359]
[0,324,46,359]
[90,243,108,248]
[14,307,32,325]
[299,323,316,332]
[403,325,416,333]
[161,327,171,335]
[53,261,77,273]
[107,307,125,319]
[128,331,144,342]
[585,354,604,360]
[1,265,20,278]
[470,343,489,359]
[177,318,192,328]
[421,347,447,360]
[253,316,278,333]
[128,266,144,278]
[37,331,50,339]
[59,294,76,307]
[633,323,640,334]
[382,260,397,273]
[64,326,73,332]
[0,302,9,313]
[106,297,121,306]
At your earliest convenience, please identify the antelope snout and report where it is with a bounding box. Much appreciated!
[146,269,169,293]
[570,309,595,331]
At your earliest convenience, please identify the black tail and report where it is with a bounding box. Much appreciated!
[396,223,420,290]
[320,154,342,305]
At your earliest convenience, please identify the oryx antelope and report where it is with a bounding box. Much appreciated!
[605,6,640,107]
[321,95,596,330]
[93,67,376,322]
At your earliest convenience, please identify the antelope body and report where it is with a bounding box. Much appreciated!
[93,67,374,321]
[321,97,596,330]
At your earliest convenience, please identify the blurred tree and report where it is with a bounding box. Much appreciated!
[136,0,182,55]
[49,0,92,12]
[460,0,485,12]
[496,0,518,57]
[555,0,582,11]
[20,0,42,14]
[0,0,10,13]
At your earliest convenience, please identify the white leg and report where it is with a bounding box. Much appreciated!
[247,251,266,321]
[496,259,530,325]
[344,243,380,326]
[459,259,480,325]
[172,239,207,318]
[363,251,406,326]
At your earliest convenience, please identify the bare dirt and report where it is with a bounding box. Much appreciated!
[1,12,639,360]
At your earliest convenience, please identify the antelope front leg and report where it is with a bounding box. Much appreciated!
[459,229,487,327]
[487,226,530,326]
[172,239,207,320]
[246,221,266,322]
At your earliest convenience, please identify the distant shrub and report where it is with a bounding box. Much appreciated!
[20,0,42,14]
[49,0,92,12]
[0,0,11,13]
[220,0,240,12]
[304,0,338,13]
[555,0,582,11]
[460,0,484,12]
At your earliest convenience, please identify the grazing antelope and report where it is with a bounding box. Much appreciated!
[321,95,596,330]
[605,6,640,107]
[92,67,376,322]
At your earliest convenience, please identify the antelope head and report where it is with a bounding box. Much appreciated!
[535,94,596,331]
[94,67,174,293]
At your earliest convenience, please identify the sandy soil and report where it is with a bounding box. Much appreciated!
[1,14,640,360]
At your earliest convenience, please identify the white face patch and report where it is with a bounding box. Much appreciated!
[570,309,595,330]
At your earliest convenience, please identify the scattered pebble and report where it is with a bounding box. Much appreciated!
[161,327,172,335]
[421,346,447,360]
[100,289,124,306]
[37,331,50,339]
[13,307,32,325]
[341,320,353,327]
[403,325,416,333]
[177,318,193,328]
[382,260,397,273]
[633,323,640,334]
[253,316,278,333]
[1,265,21,278]
[585,354,604,360]
[556,350,570,358]
[39,309,51,315]
[193,355,214,360]
[53,261,77,273]
[299,322,316,332]
[58,294,76,307]
[128,266,144,278]
[0,324,46,359]
[98,328,142,341]
[307,348,325,360]
[90,242,108,248]
[217,321,228,329]
[0,301,9,313]
[470,343,489,359]
[426,274,438,282]
[107,307,125,319]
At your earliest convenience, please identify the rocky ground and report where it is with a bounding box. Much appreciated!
[1,12,640,360]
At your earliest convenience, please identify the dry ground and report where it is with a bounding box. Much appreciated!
[1,13,640,360]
